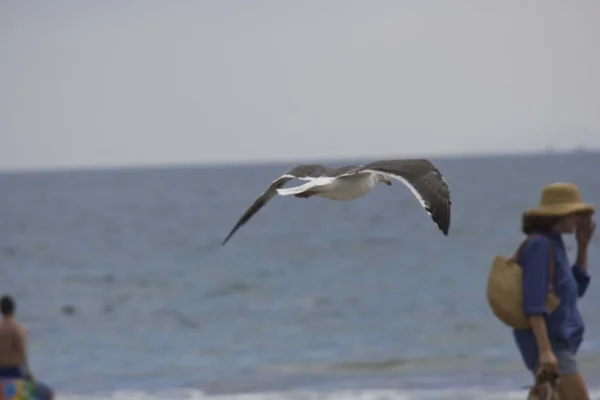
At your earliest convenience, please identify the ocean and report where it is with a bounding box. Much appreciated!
[1,151,600,400]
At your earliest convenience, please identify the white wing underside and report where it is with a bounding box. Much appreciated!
[275,173,378,201]
[360,169,428,210]
[275,177,337,196]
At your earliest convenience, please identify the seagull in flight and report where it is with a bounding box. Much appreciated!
[222,158,452,246]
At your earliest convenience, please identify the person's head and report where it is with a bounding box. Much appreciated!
[521,182,595,235]
[0,295,15,317]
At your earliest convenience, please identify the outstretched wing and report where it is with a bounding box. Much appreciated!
[221,164,334,246]
[361,159,452,235]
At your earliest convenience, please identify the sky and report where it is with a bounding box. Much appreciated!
[1,1,599,171]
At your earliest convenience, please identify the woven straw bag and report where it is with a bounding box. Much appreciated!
[487,235,560,329]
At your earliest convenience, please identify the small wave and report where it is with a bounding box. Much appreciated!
[266,355,483,375]
[270,358,408,374]
[151,309,198,329]
[58,387,600,400]
[206,281,252,298]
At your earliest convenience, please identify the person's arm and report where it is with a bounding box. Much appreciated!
[16,326,33,379]
[520,238,553,349]
[572,244,591,298]
[530,316,552,354]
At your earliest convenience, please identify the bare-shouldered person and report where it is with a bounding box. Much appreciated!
[0,295,30,376]
[0,295,53,400]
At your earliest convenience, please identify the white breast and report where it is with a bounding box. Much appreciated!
[317,174,376,201]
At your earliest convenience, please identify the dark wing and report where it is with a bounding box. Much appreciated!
[329,164,365,177]
[284,164,338,179]
[221,164,333,246]
[360,159,452,235]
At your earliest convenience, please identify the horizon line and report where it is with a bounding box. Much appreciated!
[0,147,597,176]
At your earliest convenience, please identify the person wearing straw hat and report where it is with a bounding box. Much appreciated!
[513,182,595,399]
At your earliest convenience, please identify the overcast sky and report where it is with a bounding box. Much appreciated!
[1,1,599,171]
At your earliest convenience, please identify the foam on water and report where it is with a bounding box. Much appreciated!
[61,387,600,400]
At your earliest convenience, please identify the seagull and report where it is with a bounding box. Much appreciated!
[222,159,452,245]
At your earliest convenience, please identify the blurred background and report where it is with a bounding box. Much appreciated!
[1,1,599,399]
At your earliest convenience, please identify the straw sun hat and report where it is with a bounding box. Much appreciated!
[523,182,595,218]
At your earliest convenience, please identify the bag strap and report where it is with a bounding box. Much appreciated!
[511,234,556,293]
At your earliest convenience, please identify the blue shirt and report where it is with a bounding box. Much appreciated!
[512,229,591,371]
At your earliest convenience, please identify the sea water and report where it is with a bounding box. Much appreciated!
[1,152,599,399]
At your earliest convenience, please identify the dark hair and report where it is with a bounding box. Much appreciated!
[0,295,15,316]
[521,215,563,235]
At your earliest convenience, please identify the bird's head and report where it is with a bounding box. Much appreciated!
[377,175,392,186]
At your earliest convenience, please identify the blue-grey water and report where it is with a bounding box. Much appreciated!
[1,152,600,400]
